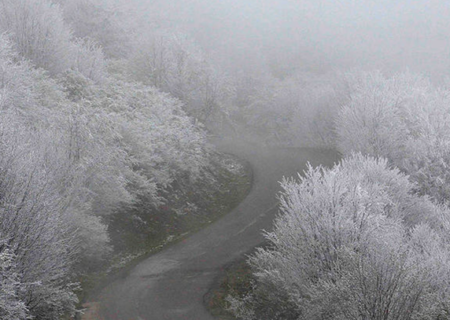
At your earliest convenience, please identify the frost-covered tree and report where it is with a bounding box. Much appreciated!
[0,247,29,320]
[0,38,81,318]
[229,154,450,320]
[0,0,73,74]
[56,0,132,58]
[0,0,107,82]
[0,113,80,319]
[128,31,234,124]
[234,71,349,148]
[70,38,106,83]
[336,70,450,203]
[0,42,115,259]
[55,67,212,212]
[337,71,431,162]
[0,2,215,318]
[73,73,211,187]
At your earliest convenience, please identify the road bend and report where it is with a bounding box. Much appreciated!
[93,141,339,320]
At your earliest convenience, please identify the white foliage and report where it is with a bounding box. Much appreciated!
[0,0,73,74]
[57,0,132,58]
[0,115,80,319]
[337,71,431,161]
[232,154,450,319]
[0,3,214,319]
[71,38,106,83]
[128,31,234,123]
[0,247,29,320]
[97,77,211,187]
[236,71,349,148]
[337,70,450,203]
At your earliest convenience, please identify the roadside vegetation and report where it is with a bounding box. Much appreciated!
[212,70,450,320]
[3,1,450,320]
[206,254,255,320]
[80,152,252,304]
[0,0,244,318]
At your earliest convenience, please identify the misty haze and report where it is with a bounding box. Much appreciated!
[0,1,450,320]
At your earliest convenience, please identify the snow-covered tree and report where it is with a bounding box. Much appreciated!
[88,74,212,188]
[0,113,80,319]
[234,71,348,148]
[70,38,106,83]
[336,70,450,203]
[229,154,450,319]
[128,31,234,124]
[337,71,431,162]
[0,0,73,74]
[0,247,29,320]
[0,2,215,318]
[0,38,79,318]
[56,0,132,58]
[0,0,108,83]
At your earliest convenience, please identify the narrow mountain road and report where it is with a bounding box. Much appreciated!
[92,141,339,320]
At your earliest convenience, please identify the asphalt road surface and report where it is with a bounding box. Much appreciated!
[93,141,339,320]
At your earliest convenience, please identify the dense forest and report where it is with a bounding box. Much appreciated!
[2,0,450,319]
[0,0,219,318]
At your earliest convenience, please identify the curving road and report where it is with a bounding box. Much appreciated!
[92,141,339,320]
